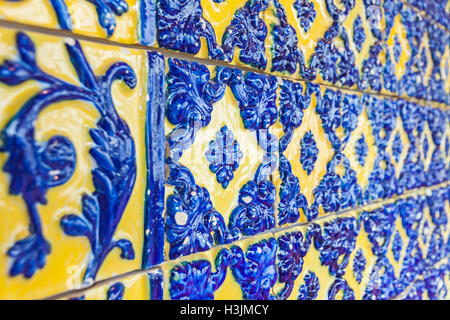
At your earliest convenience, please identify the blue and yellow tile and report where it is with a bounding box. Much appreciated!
[0,27,156,299]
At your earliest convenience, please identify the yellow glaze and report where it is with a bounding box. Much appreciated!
[0,28,147,299]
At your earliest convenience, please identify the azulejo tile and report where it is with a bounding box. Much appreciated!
[0,28,166,299]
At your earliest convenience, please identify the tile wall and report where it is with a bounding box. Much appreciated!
[0,0,448,300]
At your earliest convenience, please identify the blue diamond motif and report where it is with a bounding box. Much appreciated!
[355,135,368,166]
[300,131,318,175]
[423,134,430,159]
[294,0,316,32]
[205,125,243,189]
[353,15,366,52]
[392,132,403,163]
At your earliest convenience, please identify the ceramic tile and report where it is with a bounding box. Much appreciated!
[62,269,163,300]
[272,79,450,226]
[162,56,449,262]
[163,58,280,261]
[270,186,449,300]
[160,183,449,300]
[0,0,141,43]
[0,28,165,299]
[151,0,449,105]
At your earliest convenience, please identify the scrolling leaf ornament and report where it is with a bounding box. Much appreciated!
[0,33,137,282]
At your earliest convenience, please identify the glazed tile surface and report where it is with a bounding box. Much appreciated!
[0,0,448,300]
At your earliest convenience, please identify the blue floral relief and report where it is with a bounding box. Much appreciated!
[278,155,308,225]
[228,69,278,131]
[0,33,137,281]
[205,126,243,189]
[227,170,276,237]
[392,231,403,262]
[222,0,269,69]
[352,249,366,284]
[277,81,312,225]
[165,163,230,259]
[355,135,368,166]
[309,217,359,277]
[271,0,315,80]
[299,131,318,175]
[361,204,398,257]
[297,271,320,300]
[276,231,311,299]
[363,257,397,300]
[312,153,362,216]
[353,15,366,52]
[294,0,316,32]
[328,278,355,300]
[169,249,232,300]
[229,238,278,300]
[155,0,224,59]
[107,282,125,300]
[165,59,230,161]
[9,0,128,37]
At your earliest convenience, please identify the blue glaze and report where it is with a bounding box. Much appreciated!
[107,282,125,300]
[222,0,269,69]
[227,171,276,237]
[271,0,314,79]
[276,231,311,299]
[297,271,320,300]
[328,278,355,300]
[309,217,359,277]
[355,135,368,166]
[299,131,318,175]
[205,126,243,189]
[391,132,403,163]
[165,163,230,259]
[392,231,403,262]
[169,249,232,300]
[393,35,402,63]
[155,0,224,59]
[228,69,278,131]
[277,82,316,224]
[361,204,398,257]
[166,59,230,162]
[229,238,277,300]
[142,52,166,269]
[149,270,164,300]
[140,0,156,46]
[353,15,365,52]
[352,249,366,284]
[0,33,137,281]
[294,0,316,32]
[278,155,308,225]
[363,257,397,300]
[312,153,362,216]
